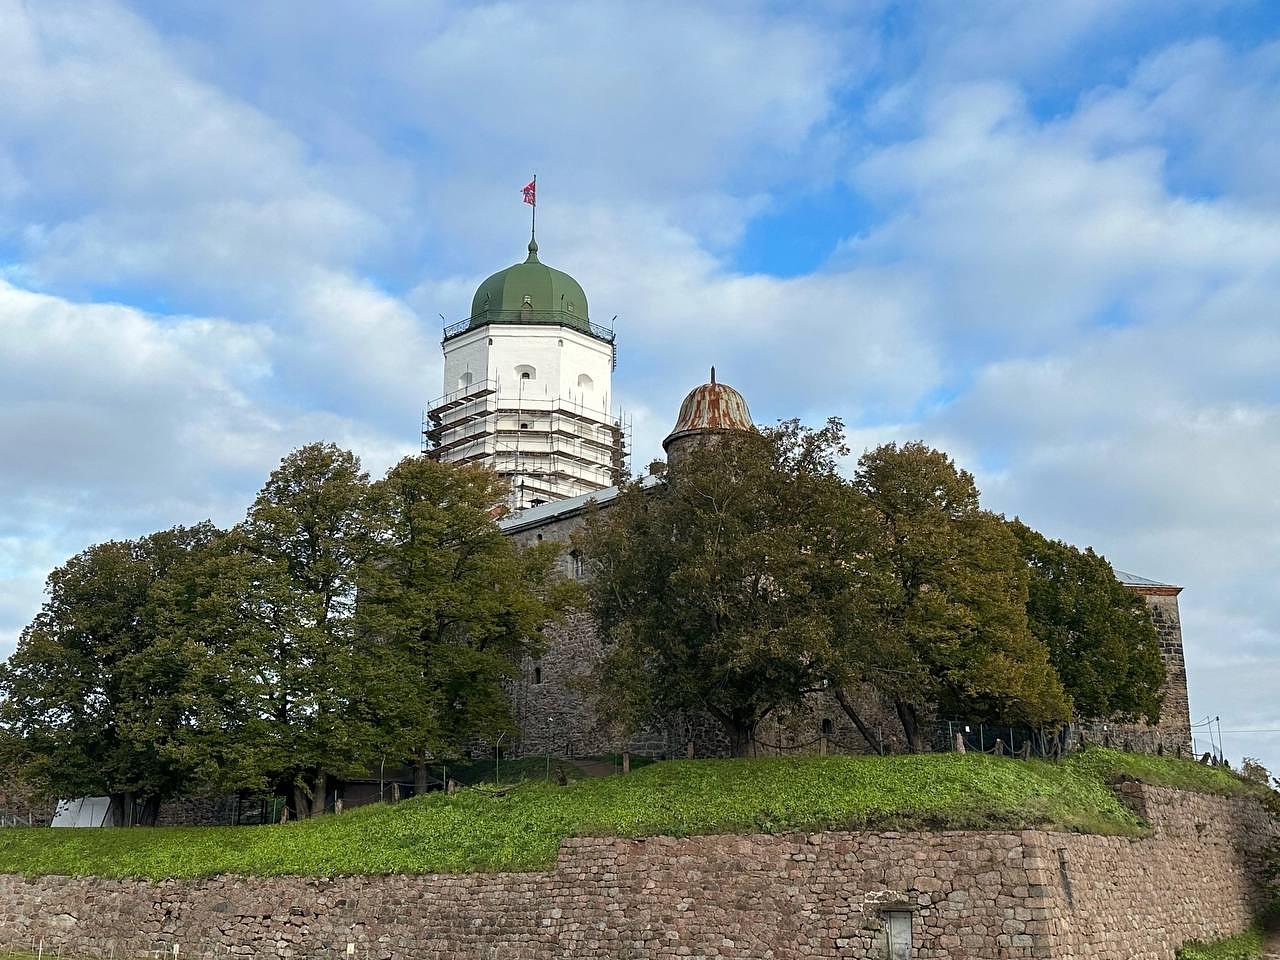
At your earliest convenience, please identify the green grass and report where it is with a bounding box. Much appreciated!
[1177,926,1265,959]
[1066,749,1277,803]
[0,749,1268,880]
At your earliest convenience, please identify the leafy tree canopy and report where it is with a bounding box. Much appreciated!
[841,442,1072,750]
[581,420,862,756]
[357,455,578,786]
[0,523,221,824]
[1009,520,1165,724]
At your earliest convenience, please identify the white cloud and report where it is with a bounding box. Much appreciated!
[0,279,417,654]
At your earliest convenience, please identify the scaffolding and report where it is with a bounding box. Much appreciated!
[425,378,631,510]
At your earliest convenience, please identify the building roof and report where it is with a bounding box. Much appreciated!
[499,474,660,535]
[1113,568,1182,590]
[467,239,591,334]
[662,368,754,451]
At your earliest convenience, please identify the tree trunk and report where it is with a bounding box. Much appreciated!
[727,722,755,758]
[894,699,925,753]
[622,750,631,775]
[292,781,313,820]
[414,757,430,794]
[834,688,882,753]
[315,771,328,816]
[138,795,161,827]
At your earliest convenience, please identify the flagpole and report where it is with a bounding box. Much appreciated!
[531,174,537,244]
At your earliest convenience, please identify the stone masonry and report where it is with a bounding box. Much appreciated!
[502,493,1195,762]
[0,769,54,827]
[0,783,1273,960]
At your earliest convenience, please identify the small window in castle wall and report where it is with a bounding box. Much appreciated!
[534,666,543,685]
[821,718,833,737]
[884,911,912,959]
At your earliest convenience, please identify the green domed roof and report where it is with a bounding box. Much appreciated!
[468,239,590,333]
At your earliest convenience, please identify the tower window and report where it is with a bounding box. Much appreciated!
[520,422,530,430]
[577,373,594,390]
[515,364,536,381]
[458,371,473,390]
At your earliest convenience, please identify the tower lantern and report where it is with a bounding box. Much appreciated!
[425,235,625,510]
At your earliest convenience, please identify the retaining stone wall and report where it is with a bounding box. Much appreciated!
[0,784,1274,960]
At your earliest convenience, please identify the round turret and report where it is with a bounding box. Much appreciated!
[468,239,591,334]
[663,368,754,467]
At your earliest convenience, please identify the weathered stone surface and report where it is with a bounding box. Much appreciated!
[0,784,1273,959]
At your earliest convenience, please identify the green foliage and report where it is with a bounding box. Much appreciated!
[1,443,574,821]
[1262,838,1280,926]
[1176,927,1264,960]
[580,420,860,755]
[1240,757,1273,787]
[357,455,579,781]
[1010,520,1165,722]
[176,443,389,817]
[849,443,1071,749]
[0,752,1199,879]
[0,523,222,824]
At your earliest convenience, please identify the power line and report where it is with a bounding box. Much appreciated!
[1216,728,1280,734]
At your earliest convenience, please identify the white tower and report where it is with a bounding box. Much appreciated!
[426,238,626,510]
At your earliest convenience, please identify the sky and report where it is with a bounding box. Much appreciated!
[1,0,1278,774]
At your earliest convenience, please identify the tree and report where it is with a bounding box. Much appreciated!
[357,456,575,788]
[840,442,1071,751]
[1009,521,1165,723]
[0,523,221,825]
[580,420,862,756]
[183,442,384,818]
[1240,757,1272,787]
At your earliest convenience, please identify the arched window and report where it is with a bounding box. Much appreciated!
[570,549,585,579]
[458,371,473,390]
[577,373,594,390]
[515,364,536,381]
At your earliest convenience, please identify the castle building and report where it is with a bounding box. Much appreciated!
[431,239,1195,761]
[425,238,626,510]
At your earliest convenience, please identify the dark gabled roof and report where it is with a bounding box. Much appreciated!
[498,474,661,535]
[1113,568,1181,590]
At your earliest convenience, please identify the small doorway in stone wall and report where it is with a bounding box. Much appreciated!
[884,910,912,959]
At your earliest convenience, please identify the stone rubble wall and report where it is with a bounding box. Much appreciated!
[1030,782,1278,959]
[0,784,1274,960]
[0,775,55,828]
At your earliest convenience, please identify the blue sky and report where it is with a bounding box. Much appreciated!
[2,0,1279,773]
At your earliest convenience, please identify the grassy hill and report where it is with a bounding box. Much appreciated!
[0,749,1265,880]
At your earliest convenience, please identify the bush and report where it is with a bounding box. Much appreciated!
[1177,927,1263,959]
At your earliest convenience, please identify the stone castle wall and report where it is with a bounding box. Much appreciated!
[0,783,1273,960]
[505,505,1195,762]
[0,780,54,828]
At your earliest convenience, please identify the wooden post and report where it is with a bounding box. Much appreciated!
[622,750,631,775]
[686,741,695,759]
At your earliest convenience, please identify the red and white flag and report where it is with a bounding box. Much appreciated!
[522,178,536,206]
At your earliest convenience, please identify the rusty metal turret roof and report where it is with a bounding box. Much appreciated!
[662,367,754,452]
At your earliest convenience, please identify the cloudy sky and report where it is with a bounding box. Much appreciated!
[2,0,1278,772]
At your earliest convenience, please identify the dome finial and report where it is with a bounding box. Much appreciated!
[710,365,716,385]
[526,237,539,262]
